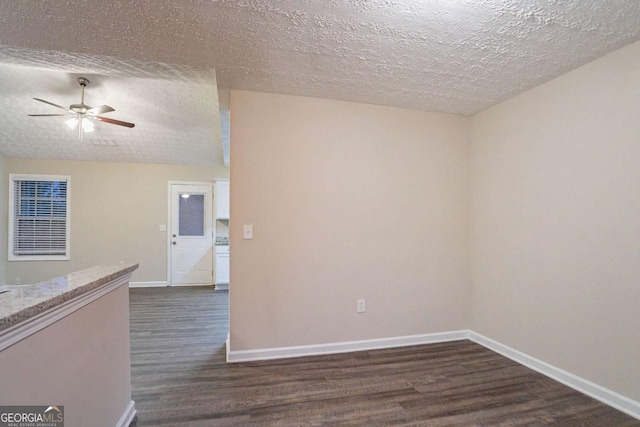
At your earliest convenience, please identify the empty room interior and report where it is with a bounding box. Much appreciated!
[0,1,639,426]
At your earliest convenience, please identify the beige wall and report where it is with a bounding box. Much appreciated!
[230,90,471,350]
[6,158,228,284]
[0,284,132,427]
[0,153,6,284]
[471,40,640,401]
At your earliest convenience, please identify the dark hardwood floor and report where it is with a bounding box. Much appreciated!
[129,287,639,426]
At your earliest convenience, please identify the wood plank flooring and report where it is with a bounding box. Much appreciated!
[129,287,639,426]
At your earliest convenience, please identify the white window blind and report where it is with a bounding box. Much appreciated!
[9,175,70,261]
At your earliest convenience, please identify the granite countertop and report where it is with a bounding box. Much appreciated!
[0,263,138,332]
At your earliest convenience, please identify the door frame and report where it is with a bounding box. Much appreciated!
[167,180,215,286]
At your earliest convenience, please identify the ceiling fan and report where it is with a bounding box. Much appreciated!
[28,76,135,141]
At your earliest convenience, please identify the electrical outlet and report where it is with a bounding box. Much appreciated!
[14,278,20,285]
[357,299,366,313]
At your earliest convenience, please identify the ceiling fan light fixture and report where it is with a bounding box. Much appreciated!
[82,119,95,133]
[65,118,78,129]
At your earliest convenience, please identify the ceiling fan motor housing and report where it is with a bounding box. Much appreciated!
[70,104,88,114]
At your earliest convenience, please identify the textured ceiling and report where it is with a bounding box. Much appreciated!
[1,0,640,164]
[0,63,223,166]
[0,65,223,166]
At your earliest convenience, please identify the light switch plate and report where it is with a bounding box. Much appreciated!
[159,224,167,232]
[243,225,253,240]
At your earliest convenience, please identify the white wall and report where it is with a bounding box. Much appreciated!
[230,91,471,351]
[471,40,640,401]
[6,158,229,284]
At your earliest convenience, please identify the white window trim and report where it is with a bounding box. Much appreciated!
[8,174,71,262]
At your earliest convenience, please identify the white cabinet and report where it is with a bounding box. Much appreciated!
[214,181,229,290]
[215,253,230,285]
[215,245,230,288]
[215,180,230,219]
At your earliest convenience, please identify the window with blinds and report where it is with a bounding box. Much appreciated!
[9,175,71,261]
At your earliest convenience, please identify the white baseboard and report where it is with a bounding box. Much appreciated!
[116,400,136,427]
[214,283,229,291]
[129,282,214,288]
[226,330,468,363]
[129,281,167,288]
[468,331,640,421]
[170,283,214,287]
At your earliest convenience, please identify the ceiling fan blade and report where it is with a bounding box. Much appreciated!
[94,116,135,128]
[33,98,67,110]
[87,105,115,115]
[28,114,67,117]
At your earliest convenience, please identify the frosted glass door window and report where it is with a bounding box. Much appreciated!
[178,194,205,236]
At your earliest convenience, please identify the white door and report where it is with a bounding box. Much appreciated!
[170,184,213,285]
